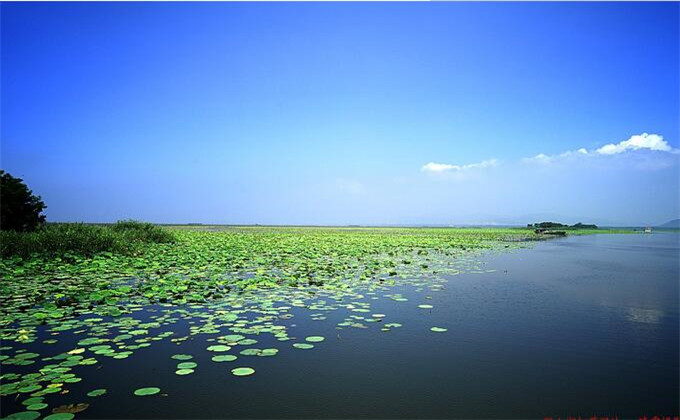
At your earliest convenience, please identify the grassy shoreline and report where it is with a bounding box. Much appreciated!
[0,221,175,258]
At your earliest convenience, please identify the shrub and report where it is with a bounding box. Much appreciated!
[0,170,47,232]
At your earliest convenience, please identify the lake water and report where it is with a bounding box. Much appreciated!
[3,233,678,418]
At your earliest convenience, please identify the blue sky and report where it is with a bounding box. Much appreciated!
[1,2,678,226]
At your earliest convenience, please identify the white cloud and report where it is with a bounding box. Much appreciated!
[426,133,675,173]
[524,133,676,165]
[596,133,673,155]
[524,153,553,164]
[421,159,498,173]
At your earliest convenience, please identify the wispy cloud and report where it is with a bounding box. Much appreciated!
[523,133,677,164]
[423,133,676,173]
[421,159,498,173]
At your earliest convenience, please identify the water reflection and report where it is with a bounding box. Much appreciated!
[627,307,663,324]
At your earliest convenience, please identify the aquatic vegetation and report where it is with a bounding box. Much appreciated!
[0,226,544,418]
[0,220,175,258]
[133,387,160,396]
[231,367,255,377]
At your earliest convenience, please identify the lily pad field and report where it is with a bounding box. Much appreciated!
[1,226,537,418]
[2,226,678,419]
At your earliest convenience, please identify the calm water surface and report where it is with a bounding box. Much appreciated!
[4,233,679,418]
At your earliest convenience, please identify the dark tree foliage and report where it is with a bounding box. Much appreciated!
[528,221,598,230]
[533,222,567,229]
[0,170,47,232]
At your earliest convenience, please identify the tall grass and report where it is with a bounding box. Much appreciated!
[0,220,175,258]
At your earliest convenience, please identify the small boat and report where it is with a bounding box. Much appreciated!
[644,226,652,233]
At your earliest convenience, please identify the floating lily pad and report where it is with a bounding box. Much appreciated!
[231,367,255,377]
[171,354,193,361]
[4,412,41,420]
[207,345,231,352]
[430,327,448,333]
[44,414,74,420]
[175,369,194,375]
[134,387,160,396]
[222,334,245,342]
[293,343,314,349]
[177,362,197,369]
[418,304,434,309]
[305,336,325,343]
[86,389,107,397]
[212,355,237,362]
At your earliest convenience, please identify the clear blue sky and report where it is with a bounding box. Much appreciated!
[2,2,678,226]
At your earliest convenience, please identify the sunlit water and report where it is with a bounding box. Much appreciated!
[2,233,678,418]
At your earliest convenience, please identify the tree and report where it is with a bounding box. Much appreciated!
[0,170,47,231]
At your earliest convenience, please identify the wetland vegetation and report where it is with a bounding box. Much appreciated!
[0,224,642,419]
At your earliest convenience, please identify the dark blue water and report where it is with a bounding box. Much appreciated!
[3,234,678,419]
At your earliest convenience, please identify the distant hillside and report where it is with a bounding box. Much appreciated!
[656,219,680,229]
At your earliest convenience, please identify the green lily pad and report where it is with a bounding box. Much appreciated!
[259,348,278,356]
[86,388,107,397]
[4,412,41,420]
[305,336,325,343]
[43,415,74,420]
[231,367,255,377]
[211,354,237,362]
[293,343,314,349]
[206,345,231,352]
[175,369,194,375]
[134,387,160,396]
[177,362,197,369]
[430,327,447,333]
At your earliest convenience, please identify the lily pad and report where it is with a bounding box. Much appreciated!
[86,389,107,397]
[44,415,74,420]
[212,354,237,362]
[293,343,314,349]
[207,345,231,352]
[134,387,161,396]
[231,367,255,377]
[430,327,448,333]
[4,412,41,420]
[177,362,197,369]
[305,336,325,343]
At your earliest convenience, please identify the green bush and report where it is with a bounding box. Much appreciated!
[0,221,174,258]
